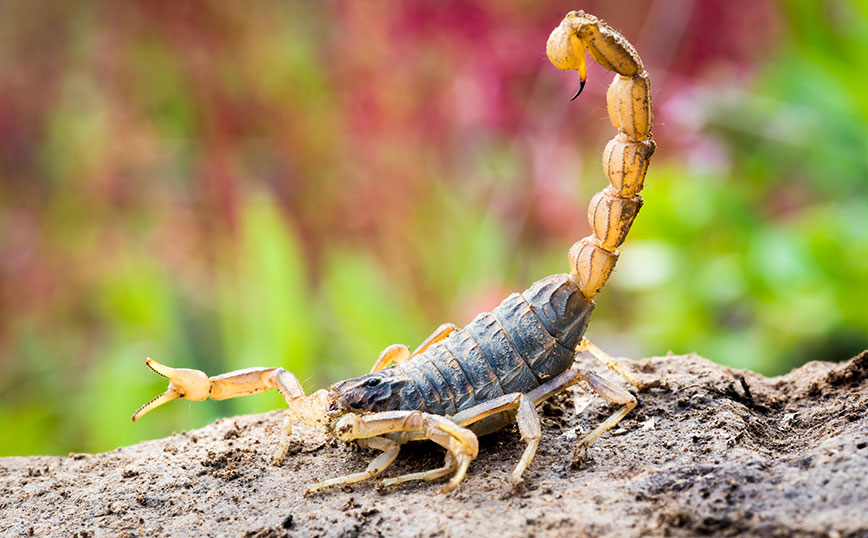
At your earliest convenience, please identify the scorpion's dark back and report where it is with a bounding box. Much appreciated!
[397,274,593,416]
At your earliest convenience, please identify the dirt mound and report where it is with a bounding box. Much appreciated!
[2,352,867,537]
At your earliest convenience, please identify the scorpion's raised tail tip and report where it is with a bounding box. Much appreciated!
[570,77,586,101]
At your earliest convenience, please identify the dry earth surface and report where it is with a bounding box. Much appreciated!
[2,351,867,537]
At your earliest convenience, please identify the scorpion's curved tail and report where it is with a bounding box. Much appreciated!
[547,11,655,300]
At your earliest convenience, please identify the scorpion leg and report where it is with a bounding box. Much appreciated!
[450,393,541,487]
[131,358,327,464]
[511,394,542,485]
[529,366,637,464]
[412,323,458,354]
[572,370,637,464]
[305,436,400,494]
[325,409,478,493]
[369,344,412,373]
[369,323,457,373]
[525,367,637,465]
[382,452,457,487]
[577,337,642,388]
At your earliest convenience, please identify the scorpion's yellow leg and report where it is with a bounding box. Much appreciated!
[577,337,642,389]
[571,370,637,452]
[412,323,458,355]
[369,323,458,373]
[569,341,640,460]
[530,368,636,455]
[385,392,543,488]
[131,358,327,464]
[529,367,636,467]
[304,436,400,494]
[369,344,412,374]
[381,452,458,487]
[448,393,542,487]
[314,409,479,493]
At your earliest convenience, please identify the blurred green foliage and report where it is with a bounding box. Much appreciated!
[0,1,866,457]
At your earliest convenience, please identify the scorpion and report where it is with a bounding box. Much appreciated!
[132,11,655,494]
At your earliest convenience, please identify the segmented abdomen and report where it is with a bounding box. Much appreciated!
[397,273,593,416]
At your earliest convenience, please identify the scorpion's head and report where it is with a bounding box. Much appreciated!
[326,368,416,419]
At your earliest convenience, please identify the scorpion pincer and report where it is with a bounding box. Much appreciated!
[132,10,655,494]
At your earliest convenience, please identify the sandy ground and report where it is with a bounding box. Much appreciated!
[2,351,867,537]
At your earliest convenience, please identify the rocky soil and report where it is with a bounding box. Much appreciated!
[2,351,867,537]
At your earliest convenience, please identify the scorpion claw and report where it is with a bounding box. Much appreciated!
[131,358,212,422]
[131,389,181,422]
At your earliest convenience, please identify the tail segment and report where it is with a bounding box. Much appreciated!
[547,11,655,300]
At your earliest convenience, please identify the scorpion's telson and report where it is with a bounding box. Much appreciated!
[547,10,655,299]
[133,11,651,495]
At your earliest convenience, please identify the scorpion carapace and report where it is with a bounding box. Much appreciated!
[132,11,654,494]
